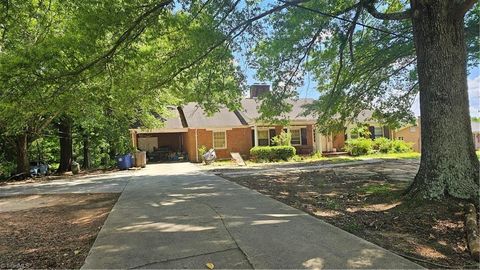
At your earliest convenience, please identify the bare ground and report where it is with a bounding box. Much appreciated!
[220,159,480,269]
[0,193,119,269]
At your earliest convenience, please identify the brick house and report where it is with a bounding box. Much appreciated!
[130,85,407,162]
[130,85,338,162]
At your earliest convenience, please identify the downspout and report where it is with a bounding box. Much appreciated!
[254,125,258,147]
[195,129,199,162]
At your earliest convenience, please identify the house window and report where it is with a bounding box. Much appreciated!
[374,126,384,138]
[291,129,301,145]
[398,137,404,140]
[258,130,269,146]
[213,131,226,149]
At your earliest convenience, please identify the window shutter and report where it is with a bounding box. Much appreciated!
[269,129,276,146]
[251,130,255,146]
[368,126,375,139]
[301,128,307,145]
[383,127,390,139]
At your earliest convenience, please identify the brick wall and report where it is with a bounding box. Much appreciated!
[393,125,421,152]
[183,127,253,162]
[332,131,345,151]
[182,129,197,162]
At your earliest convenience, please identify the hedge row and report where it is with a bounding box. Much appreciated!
[250,146,296,161]
[345,137,413,156]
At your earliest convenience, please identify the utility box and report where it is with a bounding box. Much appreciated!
[134,151,147,168]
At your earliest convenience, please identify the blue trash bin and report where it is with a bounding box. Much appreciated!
[117,154,132,170]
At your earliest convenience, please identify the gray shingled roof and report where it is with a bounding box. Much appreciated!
[239,98,316,124]
[181,103,246,128]
[162,106,185,129]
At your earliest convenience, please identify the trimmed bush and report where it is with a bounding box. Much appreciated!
[389,139,413,153]
[373,137,413,153]
[345,138,373,156]
[250,146,296,161]
[373,137,391,153]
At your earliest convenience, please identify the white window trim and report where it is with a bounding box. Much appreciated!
[213,130,227,149]
[289,128,302,146]
[256,127,275,146]
[374,126,384,137]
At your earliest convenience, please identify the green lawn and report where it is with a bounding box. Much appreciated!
[207,152,420,167]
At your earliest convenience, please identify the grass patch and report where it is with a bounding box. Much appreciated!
[357,183,395,195]
[206,152,420,168]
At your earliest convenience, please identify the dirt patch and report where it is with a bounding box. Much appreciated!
[0,193,119,269]
[221,160,479,269]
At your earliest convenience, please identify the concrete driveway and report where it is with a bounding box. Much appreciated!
[81,163,420,269]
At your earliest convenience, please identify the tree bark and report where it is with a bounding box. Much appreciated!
[82,134,90,169]
[407,0,479,201]
[58,117,73,173]
[15,133,29,175]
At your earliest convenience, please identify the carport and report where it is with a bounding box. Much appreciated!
[133,129,188,162]
[130,106,190,162]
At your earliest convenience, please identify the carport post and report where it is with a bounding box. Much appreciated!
[195,129,199,162]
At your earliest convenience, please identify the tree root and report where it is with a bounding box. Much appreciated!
[465,203,480,261]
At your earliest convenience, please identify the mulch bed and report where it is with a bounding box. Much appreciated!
[222,162,479,269]
[0,193,119,269]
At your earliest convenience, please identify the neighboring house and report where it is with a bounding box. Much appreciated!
[389,120,480,152]
[344,110,393,143]
[391,118,422,152]
[472,122,480,150]
[130,85,338,162]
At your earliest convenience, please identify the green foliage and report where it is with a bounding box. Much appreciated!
[389,139,413,153]
[373,137,412,154]
[198,145,207,157]
[0,160,15,180]
[253,1,478,131]
[271,131,292,146]
[350,124,371,138]
[372,137,392,153]
[0,1,246,172]
[250,146,296,162]
[345,138,373,156]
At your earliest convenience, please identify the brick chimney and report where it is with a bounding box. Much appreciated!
[249,84,270,98]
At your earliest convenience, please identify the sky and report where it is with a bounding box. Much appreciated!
[239,59,480,117]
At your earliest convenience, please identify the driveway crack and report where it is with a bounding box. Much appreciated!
[129,247,239,269]
[199,201,255,269]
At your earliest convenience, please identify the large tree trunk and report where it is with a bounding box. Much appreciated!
[407,0,479,201]
[58,117,73,173]
[15,133,29,175]
[82,134,90,169]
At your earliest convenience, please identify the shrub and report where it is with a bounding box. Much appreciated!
[271,131,292,146]
[389,139,413,153]
[345,138,373,156]
[373,137,391,153]
[373,138,413,153]
[198,145,207,157]
[250,146,296,161]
